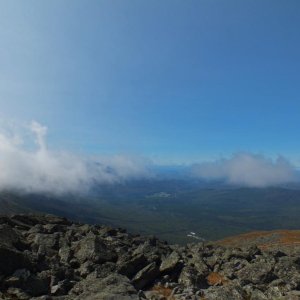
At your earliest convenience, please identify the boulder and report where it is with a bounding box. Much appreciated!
[203,282,247,300]
[132,262,160,290]
[117,254,148,278]
[0,246,30,275]
[74,232,117,264]
[236,260,275,285]
[274,256,300,289]
[178,266,207,289]
[159,251,182,274]
[71,273,139,300]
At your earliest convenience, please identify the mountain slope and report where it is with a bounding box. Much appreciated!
[2,185,300,244]
[0,214,300,299]
[216,229,300,255]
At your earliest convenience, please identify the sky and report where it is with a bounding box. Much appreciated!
[0,1,300,192]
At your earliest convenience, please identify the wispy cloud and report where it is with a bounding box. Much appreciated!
[191,153,298,187]
[0,121,152,194]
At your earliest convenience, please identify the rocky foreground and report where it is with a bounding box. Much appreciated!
[0,215,300,299]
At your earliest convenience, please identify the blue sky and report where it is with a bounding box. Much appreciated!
[1,0,300,165]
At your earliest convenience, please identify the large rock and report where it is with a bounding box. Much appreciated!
[4,269,50,297]
[178,266,207,289]
[203,282,247,300]
[236,260,275,285]
[0,224,27,249]
[0,247,29,276]
[159,251,182,274]
[71,273,139,300]
[220,258,249,279]
[273,256,300,290]
[0,225,31,275]
[131,262,160,290]
[117,254,148,278]
[74,232,117,264]
[132,237,169,263]
[32,233,60,257]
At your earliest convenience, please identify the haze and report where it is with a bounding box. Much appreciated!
[0,1,300,192]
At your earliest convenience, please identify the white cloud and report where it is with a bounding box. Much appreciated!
[29,120,47,151]
[0,121,152,194]
[0,121,297,193]
[191,153,297,187]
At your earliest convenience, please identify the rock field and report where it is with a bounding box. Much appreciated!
[0,214,299,299]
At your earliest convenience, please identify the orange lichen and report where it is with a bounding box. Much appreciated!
[277,230,300,245]
[206,272,228,286]
[218,231,274,246]
[150,285,175,300]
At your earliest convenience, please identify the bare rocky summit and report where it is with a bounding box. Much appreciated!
[0,214,299,299]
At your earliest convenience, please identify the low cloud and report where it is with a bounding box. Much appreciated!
[191,153,298,187]
[0,121,297,193]
[0,121,152,194]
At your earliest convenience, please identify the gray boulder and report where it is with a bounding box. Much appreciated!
[74,232,117,264]
[203,282,247,300]
[159,251,182,274]
[236,260,275,285]
[71,273,138,300]
[117,254,148,278]
[132,262,160,290]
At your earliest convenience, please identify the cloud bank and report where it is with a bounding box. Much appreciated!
[0,121,152,194]
[191,153,298,187]
[0,121,298,193]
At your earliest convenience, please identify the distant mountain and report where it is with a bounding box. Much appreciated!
[2,180,300,244]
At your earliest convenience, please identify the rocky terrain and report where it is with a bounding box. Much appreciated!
[0,214,300,299]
